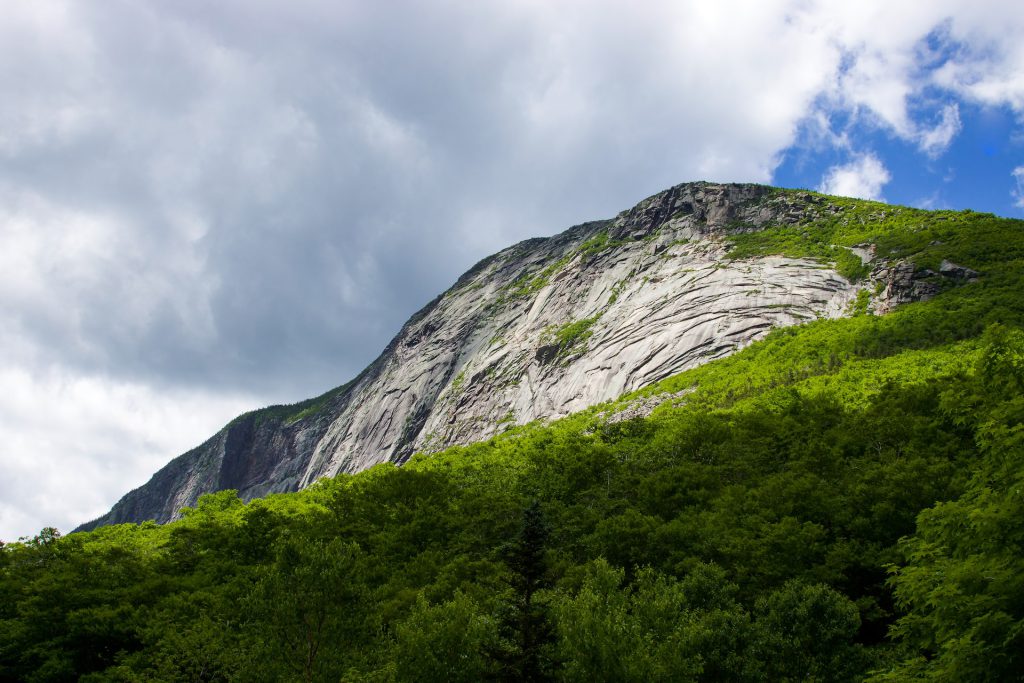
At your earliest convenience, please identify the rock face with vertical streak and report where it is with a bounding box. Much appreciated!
[79,182,918,530]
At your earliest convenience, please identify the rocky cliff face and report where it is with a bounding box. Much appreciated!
[80,182,919,529]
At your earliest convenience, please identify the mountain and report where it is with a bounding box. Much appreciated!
[80,182,959,529]
[10,184,1024,681]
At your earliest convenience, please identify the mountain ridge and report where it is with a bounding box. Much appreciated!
[79,181,939,530]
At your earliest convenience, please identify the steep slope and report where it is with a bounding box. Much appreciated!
[80,182,925,529]
[17,192,1022,682]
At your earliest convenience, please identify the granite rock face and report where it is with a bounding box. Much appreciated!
[80,183,915,529]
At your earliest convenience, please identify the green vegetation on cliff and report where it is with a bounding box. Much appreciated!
[726,194,1003,283]
[2,198,1023,682]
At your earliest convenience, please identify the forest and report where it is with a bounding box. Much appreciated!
[2,201,1023,681]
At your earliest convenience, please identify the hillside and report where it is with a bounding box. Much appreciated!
[3,185,1023,681]
[83,182,940,529]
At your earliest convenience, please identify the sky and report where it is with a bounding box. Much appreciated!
[2,0,1023,541]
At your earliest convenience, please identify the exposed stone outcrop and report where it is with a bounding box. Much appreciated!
[939,259,980,280]
[869,256,981,315]
[594,389,694,426]
[79,183,897,530]
[871,260,941,314]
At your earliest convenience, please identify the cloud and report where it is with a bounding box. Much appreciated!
[0,0,847,396]
[1,0,1023,537]
[931,13,1024,114]
[1013,167,1024,209]
[917,104,963,158]
[0,367,254,540]
[800,2,1024,157]
[818,153,892,201]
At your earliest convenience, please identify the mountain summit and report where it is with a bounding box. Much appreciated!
[80,182,945,529]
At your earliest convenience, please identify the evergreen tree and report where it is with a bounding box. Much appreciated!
[494,500,558,682]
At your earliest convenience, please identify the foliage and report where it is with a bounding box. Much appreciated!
[245,536,367,681]
[393,592,497,682]
[541,315,602,362]
[870,324,1024,682]
[577,231,628,257]
[725,194,1024,287]
[493,501,558,682]
[505,255,573,300]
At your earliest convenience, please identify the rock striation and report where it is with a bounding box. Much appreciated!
[79,182,920,529]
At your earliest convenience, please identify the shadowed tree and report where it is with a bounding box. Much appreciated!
[493,500,558,682]
[245,536,366,682]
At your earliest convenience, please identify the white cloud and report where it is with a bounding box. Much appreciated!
[931,11,1024,114]
[818,153,892,201]
[918,104,963,158]
[798,1,1024,157]
[1013,167,1024,209]
[0,367,256,540]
